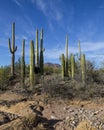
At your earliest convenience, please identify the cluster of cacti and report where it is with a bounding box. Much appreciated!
[7,23,45,90]
[7,22,86,88]
[29,28,45,89]
[61,35,75,79]
[61,35,69,78]
[61,36,86,82]
[8,22,17,76]
[35,28,45,74]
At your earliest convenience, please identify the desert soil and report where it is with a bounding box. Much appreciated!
[0,89,103,130]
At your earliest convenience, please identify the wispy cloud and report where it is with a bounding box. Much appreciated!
[81,42,104,52]
[12,0,23,8]
[43,41,104,64]
[31,0,63,22]
[18,41,104,62]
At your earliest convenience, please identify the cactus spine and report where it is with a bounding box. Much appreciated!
[8,22,17,76]
[61,53,65,79]
[71,54,75,79]
[65,35,68,77]
[30,40,35,90]
[40,29,45,75]
[21,39,25,85]
[35,29,39,67]
[81,54,86,83]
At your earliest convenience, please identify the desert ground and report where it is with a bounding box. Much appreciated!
[0,73,104,130]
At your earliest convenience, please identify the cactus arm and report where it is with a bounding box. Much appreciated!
[8,38,17,53]
[8,38,13,53]
[14,46,17,52]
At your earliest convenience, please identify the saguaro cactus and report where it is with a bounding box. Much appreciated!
[8,22,17,76]
[35,29,39,67]
[78,40,81,60]
[40,28,45,75]
[30,40,35,90]
[81,54,86,83]
[71,54,75,79]
[21,39,25,85]
[65,35,68,77]
[61,53,65,79]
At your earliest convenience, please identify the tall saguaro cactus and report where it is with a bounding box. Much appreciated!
[61,53,65,79]
[71,54,75,79]
[40,29,45,75]
[21,39,25,85]
[35,29,39,67]
[65,35,68,77]
[8,22,17,76]
[78,40,81,60]
[81,54,86,83]
[30,40,35,90]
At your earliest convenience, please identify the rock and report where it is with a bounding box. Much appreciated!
[76,121,97,130]
[0,114,10,125]
[36,106,44,112]
[21,113,38,127]
[0,118,29,130]
[36,123,48,130]
[0,113,39,130]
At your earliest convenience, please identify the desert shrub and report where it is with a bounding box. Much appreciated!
[0,66,10,90]
[42,73,104,100]
[44,66,61,75]
[15,57,21,76]
[0,66,9,81]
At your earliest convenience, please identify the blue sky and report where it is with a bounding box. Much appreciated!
[0,0,104,67]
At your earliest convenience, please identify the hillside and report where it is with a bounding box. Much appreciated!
[44,62,61,68]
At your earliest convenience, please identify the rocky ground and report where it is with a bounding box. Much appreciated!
[0,89,103,130]
[0,74,104,130]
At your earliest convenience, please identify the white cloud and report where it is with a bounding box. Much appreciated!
[31,0,63,22]
[81,42,104,52]
[44,45,78,60]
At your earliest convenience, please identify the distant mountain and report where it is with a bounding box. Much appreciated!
[44,62,61,68]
